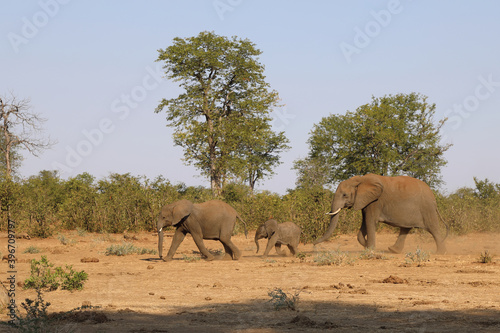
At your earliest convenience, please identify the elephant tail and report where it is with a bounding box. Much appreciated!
[436,208,449,240]
[236,214,248,238]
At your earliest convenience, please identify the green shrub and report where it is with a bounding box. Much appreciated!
[24,256,88,291]
[56,265,88,291]
[24,256,60,291]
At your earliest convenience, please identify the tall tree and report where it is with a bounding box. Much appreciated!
[295,93,451,188]
[227,114,289,191]
[155,31,287,196]
[0,92,54,179]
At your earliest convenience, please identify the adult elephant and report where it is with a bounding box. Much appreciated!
[314,174,448,254]
[157,200,247,261]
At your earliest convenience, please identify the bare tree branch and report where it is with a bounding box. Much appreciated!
[0,91,56,178]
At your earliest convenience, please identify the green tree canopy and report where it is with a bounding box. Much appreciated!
[295,93,451,188]
[155,31,288,196]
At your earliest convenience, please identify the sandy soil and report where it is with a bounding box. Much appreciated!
[1,230,500,332]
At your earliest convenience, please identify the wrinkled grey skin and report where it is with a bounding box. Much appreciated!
[314,174,449,254]
[255,219,301,258]
[157,200,247,261]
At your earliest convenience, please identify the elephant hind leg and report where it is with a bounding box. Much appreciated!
[388,227,411,254]
[426,224,447,254]
[275,243,286,256]
[220,237,241,260]
[287,244,297,256]
[220,243,233,260]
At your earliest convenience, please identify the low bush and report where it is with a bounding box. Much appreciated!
[268,288,301,311]
[24,256,88,291]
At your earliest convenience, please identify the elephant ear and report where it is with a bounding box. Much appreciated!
[172,200,193,225]
[264,219,279,237]
[353,175,383,210]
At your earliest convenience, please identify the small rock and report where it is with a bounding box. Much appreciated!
[205,297,212,301]
[147,265,154,269]
[160,296,166,300]
[149,292,155,296]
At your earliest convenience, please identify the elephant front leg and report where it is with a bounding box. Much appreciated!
[363,209,377,250]
[263,234,279,258]
[357,219,367,247]
[388,227,411,254]
[190,233,215,261]
[165,229,186,261]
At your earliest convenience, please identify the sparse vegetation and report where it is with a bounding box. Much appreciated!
[268,288,301,311]
[478,250,494,264]
[24,256,88,291]
[359,248,387,260]
[404,247,430,266]
[23,246,41,254]
[182,254,201,262]
[296,252,309,262]
[313,250,355,266]
[105,242,157,256]
[13,287,52,332]
[57,233,76,246]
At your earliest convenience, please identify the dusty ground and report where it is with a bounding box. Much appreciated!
[1,230,500,332]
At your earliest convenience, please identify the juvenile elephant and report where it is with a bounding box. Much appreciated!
[157,200,247,261]
[255,219,301,257]
[314,174,449,254]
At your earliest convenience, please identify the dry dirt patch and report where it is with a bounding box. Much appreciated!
[1,231,499,332]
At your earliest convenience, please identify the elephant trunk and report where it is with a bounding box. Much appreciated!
[255,233,261,253]
[313,210,341,245]
[158,228,164,259]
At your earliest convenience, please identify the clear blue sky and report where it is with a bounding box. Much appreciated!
[2,0,499,194]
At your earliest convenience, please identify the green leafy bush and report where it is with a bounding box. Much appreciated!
[24,256,88,291]
[24,256,60,291]
[56,265,88,291]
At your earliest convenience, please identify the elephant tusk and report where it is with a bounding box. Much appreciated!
[325,208,342,216]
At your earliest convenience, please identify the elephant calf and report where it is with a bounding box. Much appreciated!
[255,219,301,258]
